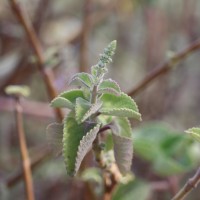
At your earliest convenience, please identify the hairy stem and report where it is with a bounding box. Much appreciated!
[171,167,200,200]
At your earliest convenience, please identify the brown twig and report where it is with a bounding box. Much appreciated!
[14,96,35,200]
[6,146,51,188]
[128,38,200,97]
[171,167,200,200]
[79,0,93,72]
[9,0,63,121]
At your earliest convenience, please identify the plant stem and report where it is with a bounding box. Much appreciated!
[91,85,98,104]
[15,97,35,200]
[171,167,200,200]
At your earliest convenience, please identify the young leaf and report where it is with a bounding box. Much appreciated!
[69,73,94,88]
[185,127,200,143]
[75,124,101,173]
[100,93,141,120]
[46,123,63,156]
[75,97,102,124]
[110,117,133,174]
[51,89,85,109]
[98,79,121,96]
[112,117,132,137]
[62,116,100,176]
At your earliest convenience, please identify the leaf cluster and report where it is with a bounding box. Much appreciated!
[47,41,141,176]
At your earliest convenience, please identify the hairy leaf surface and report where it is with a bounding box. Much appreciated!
[100,93,141,120]
[98,79,121,96]
[69,73,93,88]
[75,124,100,173]
[63,116,100,176]
[51,89,85,109]
[111,117,133,174]
[75,98,102,124]
[46,123,63,156]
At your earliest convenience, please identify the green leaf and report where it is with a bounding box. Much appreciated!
[62,115,100,176]
[75,124,100,173]
[112,133,133,175]
[133,123,200,176]
[98,79,121,96]
[100,93,141,120]
[185,127,200,143]
[112,117,132,138]
[110,117,133,174]
[69,73,93,88]
[51,89,85,109]
[46,123,63,156]
[75,97,102,124]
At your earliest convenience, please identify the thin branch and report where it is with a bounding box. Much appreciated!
[9,0,63,121]
[171,167,200,200]
[79,0,93,72]
[128,38,200,97]
[15,97,35,200]
[6,146,51,188]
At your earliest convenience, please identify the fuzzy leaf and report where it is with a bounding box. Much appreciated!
[46,123,63,156]
[75,97,102,124]
[112,133,133,175]
[51,89,85,109]
[113,117,132,137]
[109,117,133,174]
[98,79,121,96]
[185,127,200,143]
[75,124,100,173]
[100,93,141,120]
[63,115,100,176]
[69,73,93,88]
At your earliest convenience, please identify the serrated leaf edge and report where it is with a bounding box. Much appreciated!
[80,102,103,123]
[98,88,120,96]
[101,108,142,121]
[112,133,133,174]
[99,79,121,93]
[59,88,84,98]
[69,73,94,88]
[50,96,74,109]
[74,124,100,174]
[75,98,91,124]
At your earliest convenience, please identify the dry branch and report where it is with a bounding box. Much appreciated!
[171,167,200,200]
[128,38,200,96]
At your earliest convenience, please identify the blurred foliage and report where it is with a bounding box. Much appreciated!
[112,180,151,200]
[133,123,200,176]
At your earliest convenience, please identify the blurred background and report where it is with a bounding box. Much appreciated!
[0,0,200,199]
